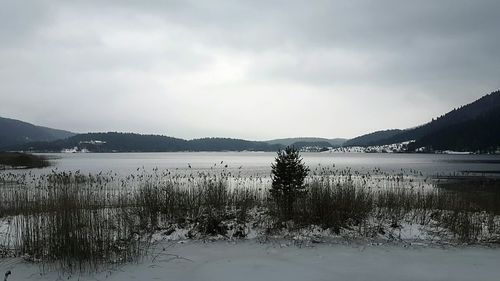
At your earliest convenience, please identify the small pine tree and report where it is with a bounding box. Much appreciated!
[270,146,309,220]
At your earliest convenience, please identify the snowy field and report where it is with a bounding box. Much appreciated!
[2,240,500,281]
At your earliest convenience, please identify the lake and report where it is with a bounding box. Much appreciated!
[14,152,500,177]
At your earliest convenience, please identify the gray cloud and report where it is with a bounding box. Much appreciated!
[1,0,499,139]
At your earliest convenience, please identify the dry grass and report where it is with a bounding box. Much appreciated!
[0,169,499,273]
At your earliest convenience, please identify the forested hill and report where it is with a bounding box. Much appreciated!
[15,132,283,152]
[187,137,282,151]
[376,90,500,145]
[0,117,75,150]
[265,137,346,147]
[6,90,500,153]
[408,105,500,153]
[345,90,500,149]
[343,129,402,146]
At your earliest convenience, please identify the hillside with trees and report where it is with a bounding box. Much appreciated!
[186,137,282,152]
[345,90,500,152]
[5,90,500,153]
[343,129,402,146]
[266,138,346,147]
[0,117,75,150]
[408,106,500,153]
[377,91,500,146]
[15,132,283,152]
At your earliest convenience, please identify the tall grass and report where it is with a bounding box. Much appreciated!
[0,172,145,272]
[0,168,499,273]
[291,180,373,233]
[132,176,263,236]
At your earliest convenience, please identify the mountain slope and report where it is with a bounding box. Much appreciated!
[346,90,500,147]
[408,107,500,152]
[18,132,188,152]
[343,129,402,146]
[375,90,500,145]
[0,117,75,150]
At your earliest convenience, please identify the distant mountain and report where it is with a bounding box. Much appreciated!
[289,141,333,149]
[343,129,402,146]
[370,90,500,146]
[345,90,500,151]
[16,132,283,152]
[408,105,500,153]
[7,90,500,153]
[188,137,281,151]
[0,116,75,150]
[265,137,346,147]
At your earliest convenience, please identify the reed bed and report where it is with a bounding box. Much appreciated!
[0,168,499,273]
[0,152,50,169]
[0,172,144,272]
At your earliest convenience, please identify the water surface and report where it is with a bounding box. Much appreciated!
[20,152,500,177]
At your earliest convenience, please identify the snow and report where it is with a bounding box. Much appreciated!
[328,141,414,153]
[2,240,500,281]
[440,150,473,155]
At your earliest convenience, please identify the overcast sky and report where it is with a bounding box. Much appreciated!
[1,0,499,140]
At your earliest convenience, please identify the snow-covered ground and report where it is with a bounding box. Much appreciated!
[327,141,414,153]
[2,240,499,281]
[440,150,473,155]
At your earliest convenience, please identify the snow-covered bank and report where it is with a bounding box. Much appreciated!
[326,141,413,153]
[3,240,500,281]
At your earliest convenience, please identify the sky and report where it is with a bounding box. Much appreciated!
[1,0,499,140]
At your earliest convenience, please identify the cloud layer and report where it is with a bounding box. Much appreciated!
[1,0,499,139]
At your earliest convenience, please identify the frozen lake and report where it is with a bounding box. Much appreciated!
[19,152,500,177]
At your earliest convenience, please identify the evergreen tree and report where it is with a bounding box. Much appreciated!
[270,146,309,220]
